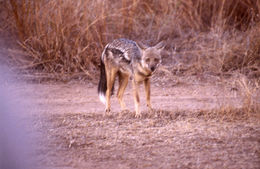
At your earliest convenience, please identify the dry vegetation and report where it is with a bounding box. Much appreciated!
[1,0,259,77]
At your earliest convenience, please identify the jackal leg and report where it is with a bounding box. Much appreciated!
[132,80,140,117]
[117,72,129,110]
[144,78,152,111]
[105,67,117,114]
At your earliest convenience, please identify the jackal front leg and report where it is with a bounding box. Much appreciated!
[144,78,152,111]
[132,80,141,117]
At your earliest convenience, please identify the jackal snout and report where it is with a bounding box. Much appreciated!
[143,56,161,72]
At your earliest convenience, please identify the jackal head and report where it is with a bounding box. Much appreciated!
[138,41,164,73]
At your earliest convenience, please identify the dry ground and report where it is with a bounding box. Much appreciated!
[2,75,259,169]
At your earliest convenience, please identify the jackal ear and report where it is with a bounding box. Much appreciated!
[137,41,149,50]
[154,41,166,50]
[154,41,165,50]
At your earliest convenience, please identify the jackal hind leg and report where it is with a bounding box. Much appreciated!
[132,80,141,117]
[144,78,153,112]
[117,72,129,112]
[105,66,117,115]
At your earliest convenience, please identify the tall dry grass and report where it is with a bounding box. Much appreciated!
[2,0,260,78]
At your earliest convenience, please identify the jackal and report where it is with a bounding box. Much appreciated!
[98,38,164,117]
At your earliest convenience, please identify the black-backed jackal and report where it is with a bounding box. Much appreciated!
[98,38,164,117]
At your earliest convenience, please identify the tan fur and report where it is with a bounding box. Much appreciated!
[98,39,164,117]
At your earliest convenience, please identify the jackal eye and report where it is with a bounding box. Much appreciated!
[154,58,159,63]
[145,58,150,62]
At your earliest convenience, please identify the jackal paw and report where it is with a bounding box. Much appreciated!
[104,108,111,116]
[135,112,142,118]
[147,105,153,112]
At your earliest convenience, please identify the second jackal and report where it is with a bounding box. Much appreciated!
[98,38,164,117]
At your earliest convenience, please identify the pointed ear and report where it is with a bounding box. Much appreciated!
[137,41,149,50]
[154,41,165,50]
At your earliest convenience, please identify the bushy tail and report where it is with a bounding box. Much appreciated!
[98,59,107,105]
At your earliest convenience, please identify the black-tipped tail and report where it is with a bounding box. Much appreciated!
[98,60,107,104]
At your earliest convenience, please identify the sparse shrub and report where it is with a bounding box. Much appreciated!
[2,0,259,78]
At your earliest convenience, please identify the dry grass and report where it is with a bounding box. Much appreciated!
[32,110,259,168]
[0,0,258,78]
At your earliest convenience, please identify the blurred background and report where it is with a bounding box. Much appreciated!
[0,66,35,169]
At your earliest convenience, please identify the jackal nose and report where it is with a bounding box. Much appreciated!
[151,66,156,71]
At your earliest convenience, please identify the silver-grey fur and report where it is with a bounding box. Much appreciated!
[102,38,142,62]
[98,38,164,117]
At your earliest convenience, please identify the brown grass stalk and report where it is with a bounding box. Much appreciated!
[0,0,258,78]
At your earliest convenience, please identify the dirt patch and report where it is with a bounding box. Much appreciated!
[3,78,258,169]
[33,112,259,169]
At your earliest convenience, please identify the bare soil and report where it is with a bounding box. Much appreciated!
[4,77,260,169]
